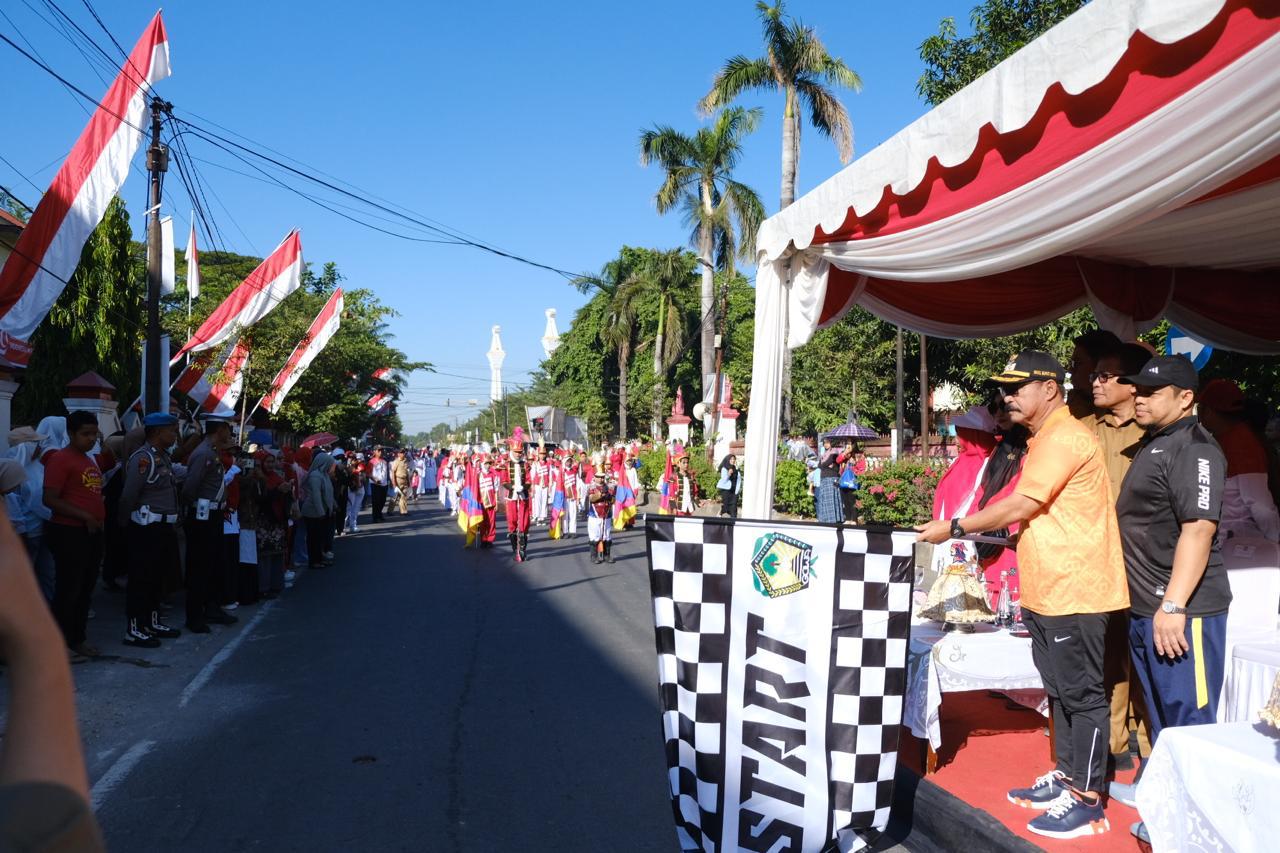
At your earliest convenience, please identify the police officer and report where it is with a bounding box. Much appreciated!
[118,412,185,647]
[180,415,238,632]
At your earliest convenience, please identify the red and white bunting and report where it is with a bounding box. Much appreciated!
[174,229,302,360]
[174,339,250,416]
[366,391,392,414]
[0,13,170,366]
[186,215,200,299]
[260,289,344,415]
[372,367,393,381]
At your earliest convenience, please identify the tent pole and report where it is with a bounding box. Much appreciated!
[919,334,929,459]
[895,327,904,457]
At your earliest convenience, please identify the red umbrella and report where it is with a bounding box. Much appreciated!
[300,432,339,449]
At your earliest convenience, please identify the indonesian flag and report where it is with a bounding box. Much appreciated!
[260,289,343,415]
[0,13,170,367]
[366,391,392,414]
[174,229,302,360]
[174,338,250,416]
[372,367,393,381]
[186,216,199,298]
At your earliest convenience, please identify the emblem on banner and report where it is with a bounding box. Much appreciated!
[751,532,815,598]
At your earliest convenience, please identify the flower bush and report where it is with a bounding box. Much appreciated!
[773,460,815,517]
[856,458,946,527]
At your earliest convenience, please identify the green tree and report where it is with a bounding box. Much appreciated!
[571,257,638,439]
[917,0,1088,105]
[699,1,862,430]
[639,107,765,399]
[14,196,143,423]
[626,249,696,437]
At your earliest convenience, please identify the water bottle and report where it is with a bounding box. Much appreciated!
[996,570,1012,628]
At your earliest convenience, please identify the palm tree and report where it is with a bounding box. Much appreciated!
[700,2,861,430]
[572,260,637,440]
[700,1,862,210]
[626,250,693,438]
[639,107,765,409]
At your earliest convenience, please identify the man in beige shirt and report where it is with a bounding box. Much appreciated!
[1086,342,1153,768]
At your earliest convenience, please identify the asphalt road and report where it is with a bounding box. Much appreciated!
[85,501,675,852]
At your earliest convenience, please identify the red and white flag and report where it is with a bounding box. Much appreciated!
[174,229,302,360]
[173,338,250,416]
[186,215,200,299]
[260,289,343,415]
[366,391,392,414]
[0,13,170,367]
[372,367,393,381]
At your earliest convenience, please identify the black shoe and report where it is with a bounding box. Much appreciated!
[205,610,237,625]
[124,618,161,648]
[186,621,211,634]
[149,612,181,639]
[605,542,615,563]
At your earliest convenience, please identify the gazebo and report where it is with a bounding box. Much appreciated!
[743,0,1280,517]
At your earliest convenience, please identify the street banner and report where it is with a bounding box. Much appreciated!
[260,288,343,414]
[186,215,200,299]
[0,12,170,367]
[174,338,250,416]
[174,229,302,360]
[646,517,913,853]
[160,216,176,295]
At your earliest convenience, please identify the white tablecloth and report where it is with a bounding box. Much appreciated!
[905,620,1045,750]
[1226,640,1280,724]
[1136,721,1280,853]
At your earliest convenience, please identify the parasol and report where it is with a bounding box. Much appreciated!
[300,432,339,448]
[822,419,878,440]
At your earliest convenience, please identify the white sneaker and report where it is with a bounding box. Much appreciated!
[223,602,239,612]
[352,526,360,533]
[284,570,297,582]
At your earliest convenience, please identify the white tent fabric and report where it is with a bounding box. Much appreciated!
[742,0,1280,519]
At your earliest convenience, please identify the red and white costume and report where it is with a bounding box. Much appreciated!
[477,461,498,545]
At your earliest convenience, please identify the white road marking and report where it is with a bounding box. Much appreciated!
[90,739,156,811]
[178,600,275,708]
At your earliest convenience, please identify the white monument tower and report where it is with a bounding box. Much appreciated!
[541,308,561,358]
[487,325,506,403]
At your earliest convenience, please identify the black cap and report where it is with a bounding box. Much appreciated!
[990,350,1066,385]
[1118,354,1198,390]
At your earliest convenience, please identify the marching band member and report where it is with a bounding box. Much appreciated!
[503,431,532,562]
[586,472,615,564]
[477,455,498,548]
[664,451,700,517]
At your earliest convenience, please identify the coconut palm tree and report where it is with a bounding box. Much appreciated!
[639,107,765,409]
[700,1,862,210]
[700,2,861,429]
[572,260,638,440]
[624,249,694,437]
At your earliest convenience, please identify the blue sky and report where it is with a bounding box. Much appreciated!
[2,0,969,433]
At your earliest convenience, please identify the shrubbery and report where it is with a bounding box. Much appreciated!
[855,458,946,527]
[773,460,815,517]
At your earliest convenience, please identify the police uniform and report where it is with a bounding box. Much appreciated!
[180,421,235,631]
[118,416,183,647]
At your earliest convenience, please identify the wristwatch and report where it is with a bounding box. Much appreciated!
[1160,601,1188,615]
[950,517,965,539]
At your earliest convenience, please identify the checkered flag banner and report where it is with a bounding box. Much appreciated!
[647,517,914,853]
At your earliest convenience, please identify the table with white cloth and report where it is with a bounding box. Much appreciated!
[905,619,1046,770]
[1217,537,1280,721]
[1225,638,1280,724]
[1136,721,1280,853]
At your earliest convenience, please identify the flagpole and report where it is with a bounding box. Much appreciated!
[238,353,251,441]
[144,98,170,414]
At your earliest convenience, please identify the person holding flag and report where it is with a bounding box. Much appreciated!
[548,457,568,541]
[455,456,484,548]
[612,447,638,530]
[477,455,499,548]
[561,453,581,540]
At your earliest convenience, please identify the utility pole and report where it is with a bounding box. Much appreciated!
[144,97,171,414]
[707,277,730,461]
[894,327,904,458]
[919,334,930,459]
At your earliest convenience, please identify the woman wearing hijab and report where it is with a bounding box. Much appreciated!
[973,401,1029,604]
[3,432,46,578]
[716,454,741,518]
[815,438,844,523]
[300,451,335,569]
[928,405,1000,575]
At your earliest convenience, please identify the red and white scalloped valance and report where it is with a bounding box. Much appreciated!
[743,0,1280,517]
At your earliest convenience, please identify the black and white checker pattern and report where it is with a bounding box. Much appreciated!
[826,528,914,838]
[648,517,732,853]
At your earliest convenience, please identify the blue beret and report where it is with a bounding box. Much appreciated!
[144,412,178,427]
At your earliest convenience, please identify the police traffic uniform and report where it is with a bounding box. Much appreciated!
[181,427,233,631]
[118,428,183,646]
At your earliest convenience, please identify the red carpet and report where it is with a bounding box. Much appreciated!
[899,692,1145,851]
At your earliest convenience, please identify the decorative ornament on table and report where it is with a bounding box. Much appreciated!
[917,541,995,631]
[1260,671,1280,731]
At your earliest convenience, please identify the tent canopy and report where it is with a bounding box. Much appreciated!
[743,0,1280,517]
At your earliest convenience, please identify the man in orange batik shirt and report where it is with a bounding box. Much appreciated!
[918,350,1128,841]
